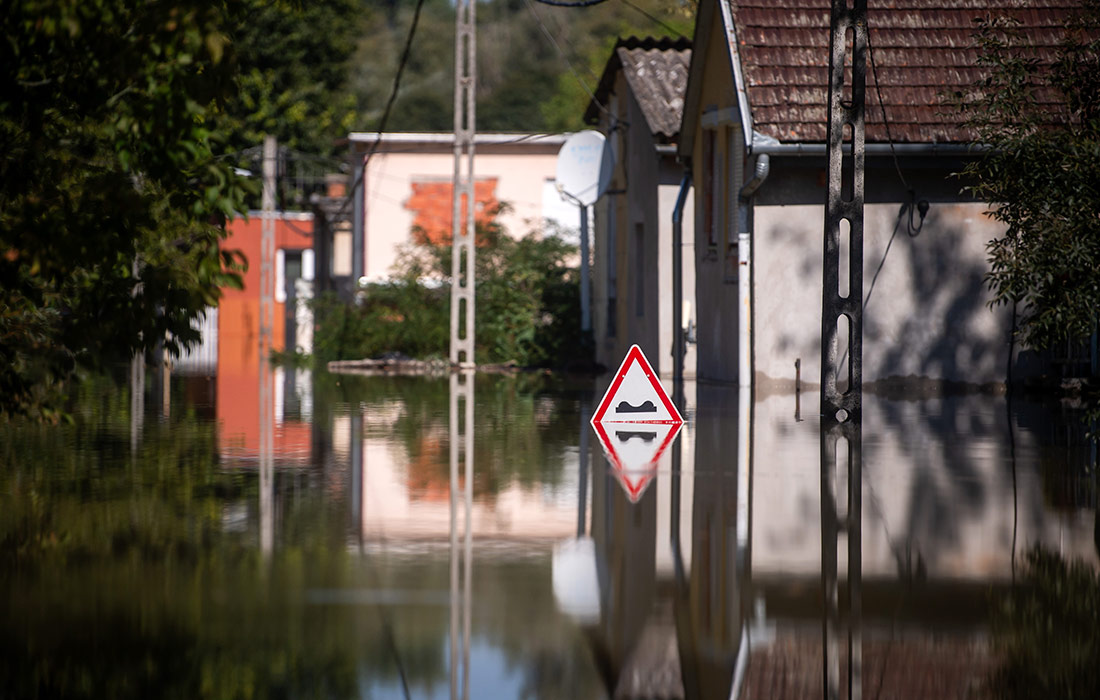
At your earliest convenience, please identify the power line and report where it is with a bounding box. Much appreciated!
[523,0,614,119]
[337,0,428,217]
[533,0,610,7]
[617,0,681,37]
[866,26,912,193]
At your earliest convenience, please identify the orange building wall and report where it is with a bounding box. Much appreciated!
[217,214,314,459]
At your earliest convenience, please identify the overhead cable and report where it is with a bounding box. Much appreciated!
[524,0,614,119]
[337,0,428,216]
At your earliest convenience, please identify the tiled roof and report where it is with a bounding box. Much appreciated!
[586,36,692,143]
[731,0,1081,144]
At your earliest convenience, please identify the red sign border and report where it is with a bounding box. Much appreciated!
[592,420,683,501]
[590,345,683,426]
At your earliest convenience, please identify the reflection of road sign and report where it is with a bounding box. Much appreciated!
[592,420,682,501]
[590,345,684,502]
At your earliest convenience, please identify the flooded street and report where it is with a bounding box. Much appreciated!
[2,368,1097,698]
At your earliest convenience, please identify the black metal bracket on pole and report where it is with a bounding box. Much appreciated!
[821,1,866,699]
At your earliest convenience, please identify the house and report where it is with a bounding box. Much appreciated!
[679,0,1070,389]
[586,37,695,379]
[345,132,581,283]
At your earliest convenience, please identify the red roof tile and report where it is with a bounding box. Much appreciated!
[729,0,1085,143]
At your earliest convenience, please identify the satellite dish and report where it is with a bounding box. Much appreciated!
[555,130,614,207]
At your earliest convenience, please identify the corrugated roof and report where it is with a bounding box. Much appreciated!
[586,36,692,143]
[730,0,1082,144]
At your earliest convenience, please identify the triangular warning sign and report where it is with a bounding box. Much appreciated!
[590,345,684,502]
[591,345,683,425]
[592,420,683,502]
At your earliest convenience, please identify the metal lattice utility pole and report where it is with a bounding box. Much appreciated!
[821,1,866,698]
[450,0,476,367]
[259,135,277,555]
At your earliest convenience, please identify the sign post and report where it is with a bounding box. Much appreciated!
[590,345,684,501]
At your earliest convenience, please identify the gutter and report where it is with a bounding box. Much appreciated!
[672,170,693,383]
[749,139,984,157]
[736,155,769,389]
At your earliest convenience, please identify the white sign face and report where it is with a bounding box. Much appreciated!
[590,345,683,425]
[590,345,684,502]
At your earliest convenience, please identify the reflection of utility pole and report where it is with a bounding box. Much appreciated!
[260,135,277,556]
[130,351,144,454]
[821,1,866,698]
[449,370,474,700]
[450,0,476,367]
[578,397,591,537]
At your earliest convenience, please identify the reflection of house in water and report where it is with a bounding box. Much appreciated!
[569,381,1098,698]
[336,395,584,543]
[215,211,316,464]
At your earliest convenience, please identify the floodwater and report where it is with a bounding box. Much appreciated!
[1,365,1097,699]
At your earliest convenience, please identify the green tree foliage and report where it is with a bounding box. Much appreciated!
[350,0,693,133]
[956,3,1100,351]
[1,0,254,420]
[313,212,585,367]
[990,547,1100,698]
[217,0,363,156]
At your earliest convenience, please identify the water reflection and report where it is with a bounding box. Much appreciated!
[1,367,1097,698]
[574,380,1098,699]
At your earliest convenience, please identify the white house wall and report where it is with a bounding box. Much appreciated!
[357,138,577,282]
[753,192,1012,389]
[593,80,696,378]
[658,172,695,379]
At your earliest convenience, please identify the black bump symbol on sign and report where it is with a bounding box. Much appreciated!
[616,430,657,443]
[616,400,656,414]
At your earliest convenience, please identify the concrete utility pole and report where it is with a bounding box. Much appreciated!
[450,0,476,367]
[820,1,866,699]
[260,135,277,555]
[449,4,476,699]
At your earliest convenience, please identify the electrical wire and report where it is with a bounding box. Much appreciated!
[533,0,610,7]
[337,0,428,217]
[617,0,681,37]
[524,0,615,120]
[866,26,912,194]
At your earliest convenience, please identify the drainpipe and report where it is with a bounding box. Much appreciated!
[672,170,693,384]
[737,154,770,388]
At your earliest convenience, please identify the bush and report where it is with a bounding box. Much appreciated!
[990,546,1100,699]
[312,219,587,369]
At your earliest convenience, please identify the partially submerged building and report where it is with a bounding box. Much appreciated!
[345,132,580,283]
[679,0,1073,389]
[586,37,695,378]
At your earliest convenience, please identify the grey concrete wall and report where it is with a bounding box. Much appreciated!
[752,163,1012,389]
[693,125,744,384]
[592,76,697,378]
[657,168,696,378]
